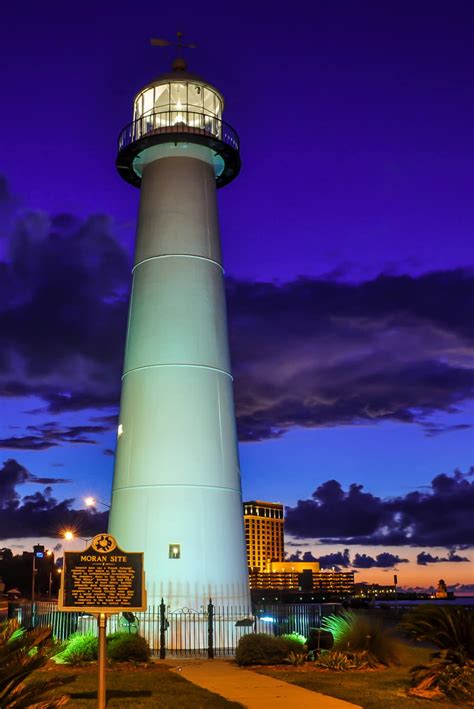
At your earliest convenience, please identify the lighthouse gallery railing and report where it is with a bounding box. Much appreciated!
[118,109,239,152]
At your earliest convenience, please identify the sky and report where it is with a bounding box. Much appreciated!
[0,0,473,592]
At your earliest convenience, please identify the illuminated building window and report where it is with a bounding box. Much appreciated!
[169,544,181,559]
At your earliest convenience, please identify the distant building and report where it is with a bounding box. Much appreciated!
[249,561,354,595]
[313,570,355,595]
[435,579,449,599]
[243,501,285,572]
[353,583,397,599]
[243,501,355,596]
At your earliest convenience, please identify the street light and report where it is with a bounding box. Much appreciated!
[84,496,111,509]
[63,530,91,546]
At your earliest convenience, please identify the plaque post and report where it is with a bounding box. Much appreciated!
[58,534,147,708]
[97,612,107,709]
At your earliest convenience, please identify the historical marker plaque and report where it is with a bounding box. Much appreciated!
[58,534,146,613]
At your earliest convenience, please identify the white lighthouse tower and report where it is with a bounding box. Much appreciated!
[108,50,250,610]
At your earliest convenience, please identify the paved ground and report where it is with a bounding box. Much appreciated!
[169,658,361,709]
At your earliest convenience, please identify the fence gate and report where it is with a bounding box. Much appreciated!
[160,599,213,658]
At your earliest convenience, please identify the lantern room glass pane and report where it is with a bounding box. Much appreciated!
[134,94,143,121]
[170,83,188,111]
[154,84,170,110]
[204,88,221,118]
[188,83,203,110]
[143,89,154,116]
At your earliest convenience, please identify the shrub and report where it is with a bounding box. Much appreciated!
[285,650,307,666]
[107,632,150,662]
[322,611,399,666]
[410,652,474,702]
[1,619,72,707]
[235,633,302,666]
[316,649,370,671]
[54,631,98,665]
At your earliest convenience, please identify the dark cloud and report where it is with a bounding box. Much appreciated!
[0,459,69,506]
[0,459,107,539]
[0,422,112,451]
[0,459,29,504]
[31,476,70,485]
[422,423,473,438]
[286,467,474,548]
[416,550,471,565]
[0,436,56,451]
[287,548,406,569]
[227,272,474,441]
[0,196,130,416]
[352,552,408,568]
[286,548,352,569]
[317,549,352,569]
[285,480,385,539]
[0,179,473,441]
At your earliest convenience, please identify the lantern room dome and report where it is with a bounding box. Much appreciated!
[116,62,239,189]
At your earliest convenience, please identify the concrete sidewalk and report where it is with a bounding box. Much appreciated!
[170,658,361,709]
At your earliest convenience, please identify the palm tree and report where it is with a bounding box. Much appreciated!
[401,605,474,701]
[401,604,474,658]
[0,619,71,708]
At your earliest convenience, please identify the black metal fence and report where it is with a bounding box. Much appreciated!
[7,599,340,658]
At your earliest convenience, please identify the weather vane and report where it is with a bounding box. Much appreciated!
[150,31,197,70]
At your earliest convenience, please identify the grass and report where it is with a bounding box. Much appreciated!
[35,661,243,708]
[255,641,468,708]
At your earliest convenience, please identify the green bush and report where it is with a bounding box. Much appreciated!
[322,611,399,666]
[235,633,302,666]
[280,632,306,645]
[107,632,150,662]
[54,631,98,665]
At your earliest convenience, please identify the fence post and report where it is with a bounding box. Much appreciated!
[207,598,214,659]
[159,598,167,660]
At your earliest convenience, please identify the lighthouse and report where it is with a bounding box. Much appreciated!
[108,52,250,610]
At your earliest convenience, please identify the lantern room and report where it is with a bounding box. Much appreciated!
[116,63,240,189]
[133,78,223,136]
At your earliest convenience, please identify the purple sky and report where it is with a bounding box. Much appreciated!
[0,0,473,589]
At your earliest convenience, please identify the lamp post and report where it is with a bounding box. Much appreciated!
[45,550,53,599]
[49,567,61,599]
[31,547,52,602]
[31,554,36,603]
[84,496,111,510]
